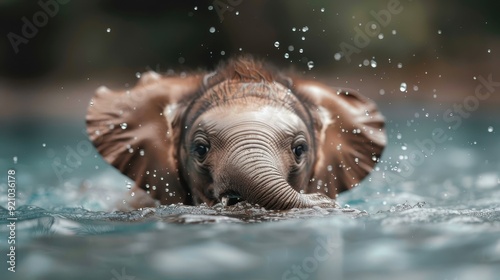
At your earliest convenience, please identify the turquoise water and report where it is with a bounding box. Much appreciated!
[1,107,499,280]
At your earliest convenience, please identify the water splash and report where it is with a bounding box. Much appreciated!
[307,61,314,70]
[400,82,407,92]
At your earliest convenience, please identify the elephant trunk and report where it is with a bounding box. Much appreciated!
[217,143,305,210]
[241,169,303,210]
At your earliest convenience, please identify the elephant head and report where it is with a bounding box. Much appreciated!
[86,57,386,210]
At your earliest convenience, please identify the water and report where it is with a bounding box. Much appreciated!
[1,107,499,280]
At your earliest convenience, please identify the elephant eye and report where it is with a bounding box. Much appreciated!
[193,144,209,159]
[292,144,307,158]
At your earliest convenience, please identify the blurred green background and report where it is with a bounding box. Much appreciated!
[1,0,499,131]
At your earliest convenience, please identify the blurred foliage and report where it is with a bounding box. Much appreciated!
[1,0,499,80]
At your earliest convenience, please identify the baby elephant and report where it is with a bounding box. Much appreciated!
[87,57,386,210]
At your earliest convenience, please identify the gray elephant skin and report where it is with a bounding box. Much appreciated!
[86,56,386,210]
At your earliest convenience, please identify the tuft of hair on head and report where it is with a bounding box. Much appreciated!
[203,55,291,88]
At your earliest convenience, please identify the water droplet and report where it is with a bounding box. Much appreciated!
[302,26,309,32]
[139,149,145,156]
[135,72,141,78]
[379,89,385,95]
[320,8,325,12]
[413,85,419,91]
[209,27,216,33]
[299,48,303,53]
[327,165,333,172]
[307,61,314,70]
[488,126,494,132]
[194,6,198,10]
[120,123,128,129]
[437,30,442,34]
[334,52,342,61]
[363,59,369,66]
[392,29,397,35]
[13,156,18,164]
[42,143,46,147]
[400,82,407,92]
[397,63,403,68]
[220,50,225,55]
[487,49,491,53]
[284,53,289,59]
[401,145,407,151]
[378,33,384,40]
[126,182,132,189]
[372,156,378,162]
[106,28,111,33]
[396,133,402,139]
[274,41,280,48]
[208,5,213,10]
[370,59,377,68]
[292,27,296,32]
[288,45,294,52]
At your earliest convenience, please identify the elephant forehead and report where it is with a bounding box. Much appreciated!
[196,104,308,136]
[194,81,302,115]
[186,81,313,130]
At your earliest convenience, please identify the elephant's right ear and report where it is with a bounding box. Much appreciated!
[86,72,203,205]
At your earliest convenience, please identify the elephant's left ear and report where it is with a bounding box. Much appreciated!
[86,72,203,205]
[293,79,386,196]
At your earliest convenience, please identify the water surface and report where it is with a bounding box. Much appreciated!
[0,109,499,280]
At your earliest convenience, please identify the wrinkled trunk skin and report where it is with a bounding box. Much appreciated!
[227,165,303,210]
[217,140,331,210]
